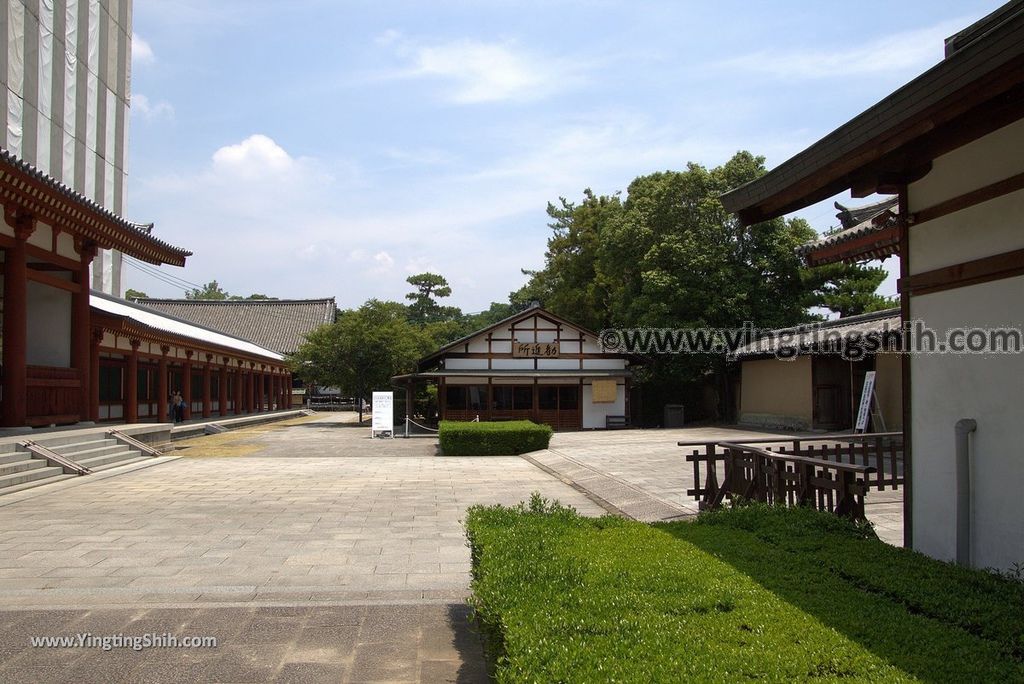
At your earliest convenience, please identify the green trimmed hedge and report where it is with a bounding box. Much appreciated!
[439,420,552,456]
[465,498,1024,682]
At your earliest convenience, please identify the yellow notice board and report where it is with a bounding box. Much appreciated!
[591,380,618,403]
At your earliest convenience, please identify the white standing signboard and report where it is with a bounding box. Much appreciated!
[371,391,394,438]
[855,371,876,433]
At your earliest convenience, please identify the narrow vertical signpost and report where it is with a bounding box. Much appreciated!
[371,391,394,438]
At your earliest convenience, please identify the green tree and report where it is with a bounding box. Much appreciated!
[186,280,230,300]
[125,288,148,300]
[801,262,897,317]
[405,273,460,325]
[289,299,432,422]
[511,190,623,332]
[515,151,889,422]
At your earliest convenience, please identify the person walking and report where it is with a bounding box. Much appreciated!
[171,390,185,423]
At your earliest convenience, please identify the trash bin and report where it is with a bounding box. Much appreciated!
[663,404,685,428]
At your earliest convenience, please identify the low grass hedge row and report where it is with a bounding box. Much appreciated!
[465,497,1024,682]
[439,420,552,456]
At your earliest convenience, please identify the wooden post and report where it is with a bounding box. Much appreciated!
[73,241,97,421]
[257,368,265,411]
[2,209,34,427]
[89,328,102,422]
[244,365,252,414]
[202,355,212,418]
[126,339,140,423]
[218,358,228,416]
[182,351,193,420]
[235,361,243,415]
[157,346,169,422]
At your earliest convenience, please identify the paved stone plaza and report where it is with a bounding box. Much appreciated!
[0,414,902,681]
[0,414,602,683]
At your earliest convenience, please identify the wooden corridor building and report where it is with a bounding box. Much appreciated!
[1,149,289,429]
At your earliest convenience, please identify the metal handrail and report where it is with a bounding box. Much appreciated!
[20,440,92,475]
[107,429,163,457]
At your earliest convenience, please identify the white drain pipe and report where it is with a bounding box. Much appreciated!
[955,418,977,567]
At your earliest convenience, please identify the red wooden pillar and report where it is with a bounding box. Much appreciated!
[234,361,242,415]
[218,357,228,416]
[257,368,265,411]
[126,339,140,423]
[202,354,212,418]
[89,328,102,422]
[243,365,252,414]
[271,373,279,410]
[2,209,34,427]
[157,346,169,423]
[182,351,193,420]
[286,372,293,409]
[72,240,97,421]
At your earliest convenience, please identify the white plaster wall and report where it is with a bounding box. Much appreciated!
[582,358,627,370]
[491,359,536,370]
[582,383,626,429]
[537,359,580,370]
[906,119,1024,569]
[909,189,1024,273]
[908,118,1024,211]
[26,279,71,366]
[444,359,488,370]
[909,277,1024,569]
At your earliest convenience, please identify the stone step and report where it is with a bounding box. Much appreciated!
[52,442,128,461]
[0,451,33,466]
[0,473,77,496]
[28,433,114,450]
[0,442,21,456]
[77,450,142,470]
[89,455,149,472]
[0,464,67,490]
[0,458,50,477]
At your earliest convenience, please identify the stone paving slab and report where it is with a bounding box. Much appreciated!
[523,450,695,522]
[0,603,488,683]
[0,451,601,606]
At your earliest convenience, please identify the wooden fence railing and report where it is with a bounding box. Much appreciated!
[681,432,903,520]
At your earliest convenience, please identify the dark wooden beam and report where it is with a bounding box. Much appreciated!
[899,247,1024,296]
[909,170,1024,226]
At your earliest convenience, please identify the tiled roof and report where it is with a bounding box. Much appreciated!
[134,298,337,355]
[797,197,900,265]
[91,292,283,361]
[736,309,902,358]
[0,148,192,265]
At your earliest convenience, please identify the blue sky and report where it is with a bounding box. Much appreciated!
[126,0,998,311]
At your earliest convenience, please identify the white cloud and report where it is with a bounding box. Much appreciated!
[383,37,583,104]
[132,34,155,64]
[719,19,966,80]
[212,134,296,176]
[131,93,174,120]
[373,251,395,269]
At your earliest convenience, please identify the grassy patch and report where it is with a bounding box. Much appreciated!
[465,498,1024,682]
[439,420,552,456]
